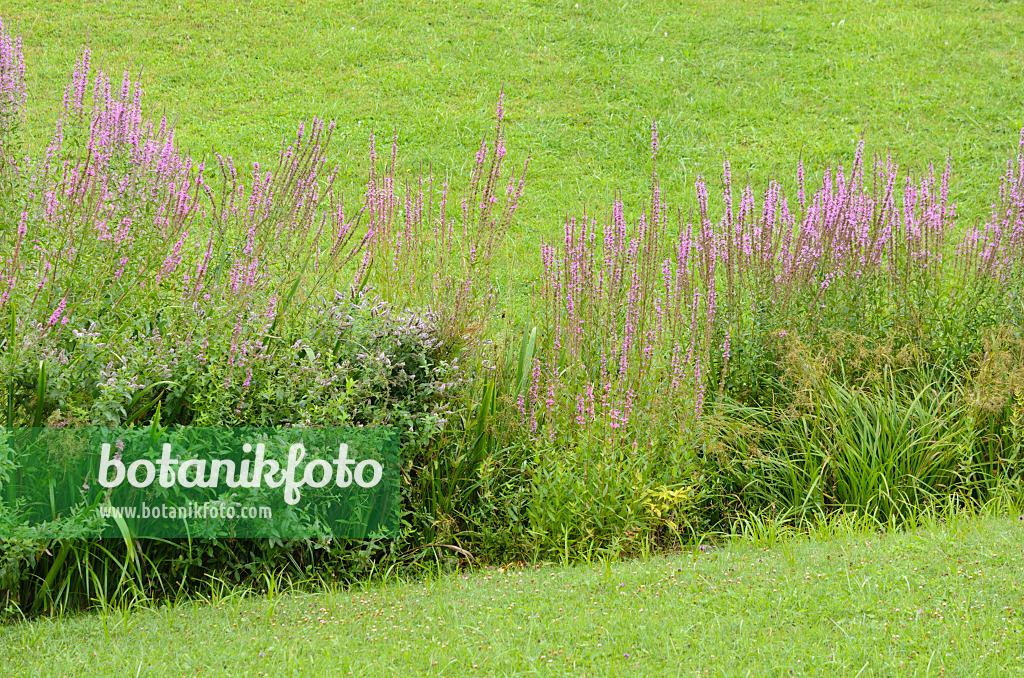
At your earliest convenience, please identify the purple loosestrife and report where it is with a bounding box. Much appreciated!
[530,123,1024,444]
[354,94,526,343]
[533,146,714,438]
[0,21,520,434]
[0,17,26,140]
[965,130,1024,284]
[47,296,67,327]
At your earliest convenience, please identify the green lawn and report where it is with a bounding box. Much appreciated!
[4,0,1023,249]
[3,514,1023,676]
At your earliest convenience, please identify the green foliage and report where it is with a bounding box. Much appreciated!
[0,292,468,615]
[709,365,1015,529]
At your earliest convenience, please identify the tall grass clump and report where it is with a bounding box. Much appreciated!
[712,367,972,525]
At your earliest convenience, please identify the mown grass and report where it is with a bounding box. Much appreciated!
[3,513,1023,677]
[4,0,1024,276]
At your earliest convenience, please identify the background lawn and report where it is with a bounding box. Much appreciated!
[2,514,1023,676]
[4,0,1024,296]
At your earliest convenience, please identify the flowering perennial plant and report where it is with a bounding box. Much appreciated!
[0,29,521,434]
[521,121,1023,434]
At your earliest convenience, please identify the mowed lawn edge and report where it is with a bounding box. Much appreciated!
[2,513,1022,677]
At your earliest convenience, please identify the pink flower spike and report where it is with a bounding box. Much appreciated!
[48,296,68,327]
